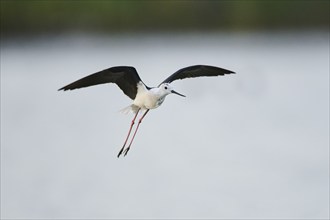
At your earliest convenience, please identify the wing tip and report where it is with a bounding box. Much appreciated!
[58,86,74,91]
[219,68,235,75]
[204,65,235,75]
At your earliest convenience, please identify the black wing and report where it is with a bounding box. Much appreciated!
[160,65,235,85]
[58,66,142,100]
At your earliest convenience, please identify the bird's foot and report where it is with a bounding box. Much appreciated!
[123,147,130,156]
[117,147,125,158]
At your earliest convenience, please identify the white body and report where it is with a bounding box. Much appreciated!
[122,82,184,114]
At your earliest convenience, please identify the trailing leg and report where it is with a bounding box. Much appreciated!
[117,109,140,157]
[123,109,150,156]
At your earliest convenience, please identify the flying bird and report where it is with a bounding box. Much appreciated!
[59,65,235,157]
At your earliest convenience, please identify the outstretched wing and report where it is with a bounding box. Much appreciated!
[160,65,235,85]
[58,66,142,100]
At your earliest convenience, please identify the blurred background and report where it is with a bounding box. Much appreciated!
[1,0,329,219]
[1,0,329,35]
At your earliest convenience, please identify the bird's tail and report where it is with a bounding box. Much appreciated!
[119,104,140,115]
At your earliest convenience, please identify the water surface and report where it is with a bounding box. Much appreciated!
[1,31,329,219]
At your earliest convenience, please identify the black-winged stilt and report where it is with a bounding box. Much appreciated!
[59,65,235,157]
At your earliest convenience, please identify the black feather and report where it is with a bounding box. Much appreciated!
[160,65,235,85]
[58,66,142,100]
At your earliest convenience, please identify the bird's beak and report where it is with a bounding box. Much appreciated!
[171,90,186,97]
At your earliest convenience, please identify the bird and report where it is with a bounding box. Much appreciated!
[59,65,235,157]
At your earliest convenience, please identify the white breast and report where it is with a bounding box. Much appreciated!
[133,83,163,109]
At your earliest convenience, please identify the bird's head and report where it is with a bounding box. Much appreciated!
[159,83,185,97]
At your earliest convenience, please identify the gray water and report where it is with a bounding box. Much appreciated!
[1,31,329,219]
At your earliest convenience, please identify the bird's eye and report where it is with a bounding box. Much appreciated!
[164,86,168,90]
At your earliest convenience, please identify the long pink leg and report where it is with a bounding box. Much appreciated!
[117,109,140,157]
[123,109,150,156]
